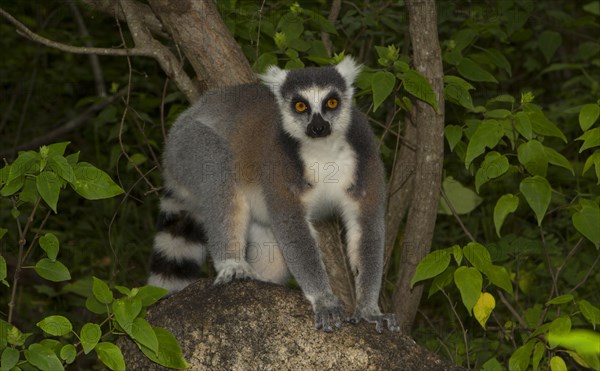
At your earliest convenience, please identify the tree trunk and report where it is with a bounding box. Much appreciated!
[147,0,256,91]
[391,0,445,334]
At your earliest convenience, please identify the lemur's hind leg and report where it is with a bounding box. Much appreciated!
[147,191,207,292]
[246,222,289,284]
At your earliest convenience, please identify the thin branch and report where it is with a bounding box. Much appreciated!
[569,254,600,294]
[321,0,342,57]
[540,226,558,299]
[81,0,167,38]
[440,288,470,369]
[0,7,153,57]
[117,0,199,102]
[497,290,527,329]
[255,0,267,60]
[8,197,41,324]
[0,88,127,158]
[440,187,476,243]
[67,0,107,97]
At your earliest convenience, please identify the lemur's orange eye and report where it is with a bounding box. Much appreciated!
[295,101,307,112]
[326,98,338,109]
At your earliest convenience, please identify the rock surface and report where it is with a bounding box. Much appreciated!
[120,280,459,370]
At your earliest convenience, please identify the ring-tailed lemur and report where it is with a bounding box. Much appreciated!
[148,57,399,333]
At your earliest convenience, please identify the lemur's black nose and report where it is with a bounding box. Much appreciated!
[306,114,332,138]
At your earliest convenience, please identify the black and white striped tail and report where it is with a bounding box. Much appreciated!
[147,190,208,292]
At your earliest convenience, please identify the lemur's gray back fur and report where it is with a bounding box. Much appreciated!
[148,58,399,333]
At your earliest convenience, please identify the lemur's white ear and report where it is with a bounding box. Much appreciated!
[259,65,287,91]
[335,56,362,86]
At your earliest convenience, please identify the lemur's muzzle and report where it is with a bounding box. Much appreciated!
[306,114,332,138]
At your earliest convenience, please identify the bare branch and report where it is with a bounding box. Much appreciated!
[81,0,167,38]
[0,88,126,158]
[0,7,152,57]
[67,0,107,97]
[118,0,199,101]
[321,0,342,57]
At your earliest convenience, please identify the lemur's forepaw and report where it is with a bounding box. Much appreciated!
[351,308,400,333]
[313,295,349,332]
[214,261,258,285]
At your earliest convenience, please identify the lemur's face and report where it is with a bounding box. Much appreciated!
[260,58,361,142]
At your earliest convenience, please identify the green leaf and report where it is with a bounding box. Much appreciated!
[515,111,533,140]
[546,294,574,305]
[24,343,65,371]
[543,145,574,174]
[92,277,114,304]
[549,329,600,355]
[34,258,71,282]
[524,104,567,142]
[464,120,505,167]
[483,264,513,294]
[539,31,562,62]
[410,249,452,287]
[475,152,509,192]
[95,342,126,371]
[0,255,7,287]
[113,297,143,332]
[60,344,76,364]
[494,194,519,237]
[473,292,495,329]
[86,296,108,314]
[402,69,437,111]
[1,347,19,370]
[137,286,169,307]
[371,71,396,112]
[578,300,600,329]
[463,242,492,271]
[584,1,600,15]
[509,341,535,371]
[65,152,80,166]
[46,142,71,157]
[1,176,24,196]
[438,176,483,215]
[572,202,600,246]
[481,357,504,371]
[130,318,159,354]
[278,13,303,39]
[520,176,552,226]
[532,341,545,371]
[454,266,482,314]
[582,149,600,184]
[576,127,600,152]
[457,57,498,83]
[253,53,278,74]
[80,323,102,354]
[36,315,72,336]
[139,327,189,369]
[485,109,511,119]
[548,316,572,349]
[72,162,124,200]
[429,266,455,298]
[444,125,463,151]
[550,356,568,371]
[36,171,61,213]
[579,103,600,131]
[452,244,463,265]
[0,228,7,239]
[517,140,548,176]
[8,151,38,183]
[484,48,512,76]
[48,155,75,184]
[444,75,475,110]
[39,233,59,261]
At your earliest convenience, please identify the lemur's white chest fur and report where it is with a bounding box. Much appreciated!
[299,136,358,220]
